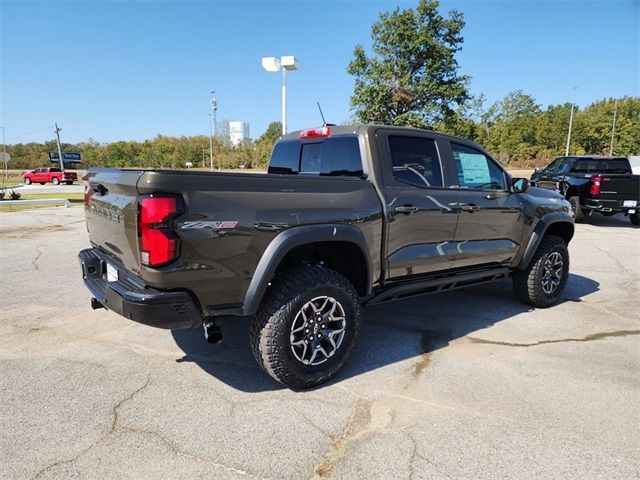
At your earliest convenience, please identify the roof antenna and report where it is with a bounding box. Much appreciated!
[316,102,337,127]
[317,101,327,126]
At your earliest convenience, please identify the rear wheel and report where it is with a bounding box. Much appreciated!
[52,177,60,185]
[568,196,584,223]
[65,181,73,185]
[24,178,32,185]
[251,266,362,389]
[631,213,640,227]
[513,235,569,308]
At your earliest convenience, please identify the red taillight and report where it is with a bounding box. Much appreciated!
[138,195,181,267]
[590,176,601,196]
[300,126,331,139]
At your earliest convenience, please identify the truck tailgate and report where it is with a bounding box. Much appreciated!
[598,174,640,203]
[84,169,144,272]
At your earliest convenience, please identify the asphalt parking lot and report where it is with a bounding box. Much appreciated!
[1,207,638,479]
[13,182,85,195]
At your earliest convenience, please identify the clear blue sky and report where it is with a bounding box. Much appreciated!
[1,0,638,144]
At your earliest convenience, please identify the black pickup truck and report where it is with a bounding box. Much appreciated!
[79,126,574,388]
[530,155,640,226]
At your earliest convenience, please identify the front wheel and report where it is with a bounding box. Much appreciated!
[52,177,60,185]
[513,235,569,308]
[631,213,640,227]
[24,178,32,185]
[251,266,362,389]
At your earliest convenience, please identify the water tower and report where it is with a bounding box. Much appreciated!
[229,121,250,147]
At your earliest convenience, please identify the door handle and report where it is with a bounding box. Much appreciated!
[394,205,419,214]
[459,204,480,212]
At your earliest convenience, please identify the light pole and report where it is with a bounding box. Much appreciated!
[609,99,618,156]
[209,91,217,171]
[565,86,577,156]
[261,56,299,135]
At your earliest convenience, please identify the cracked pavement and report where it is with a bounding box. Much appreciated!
[1,208,639,479]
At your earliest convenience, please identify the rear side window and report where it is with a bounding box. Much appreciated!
[388,136,443,188]
[51,168,61,172]
[268,136,363,177]
[452,143,506,190]
[571,158,631,174]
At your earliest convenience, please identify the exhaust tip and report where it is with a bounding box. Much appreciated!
[203,320,223,345]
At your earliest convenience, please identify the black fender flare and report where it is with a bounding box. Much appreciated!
[242,224,373,316]
[518,212,574,269]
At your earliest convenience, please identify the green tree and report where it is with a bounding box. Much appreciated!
[347,0,469,128]
[254,121,282,167]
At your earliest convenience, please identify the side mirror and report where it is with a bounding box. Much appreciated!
[512,177,529,193]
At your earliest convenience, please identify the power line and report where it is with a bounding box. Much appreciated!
[5,125,55,142]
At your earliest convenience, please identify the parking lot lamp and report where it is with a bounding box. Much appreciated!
[261,56,299,135]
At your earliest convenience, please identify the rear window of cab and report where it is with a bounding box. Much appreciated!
[268,136,363,177]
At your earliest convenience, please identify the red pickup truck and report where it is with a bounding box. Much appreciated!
[23,168,78,185]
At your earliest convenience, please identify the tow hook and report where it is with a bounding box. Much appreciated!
[203,319,223,345]
[91,298,105,310]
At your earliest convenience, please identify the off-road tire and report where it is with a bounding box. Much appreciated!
[568,196,584,223]
[513,235,569,308]
[52,177,60,185]
[630,213,640,227]
[250,266,362,389]
[24,178,31,185]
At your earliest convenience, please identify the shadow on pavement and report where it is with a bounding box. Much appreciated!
[171,273,599,392]
[582,213,638,229]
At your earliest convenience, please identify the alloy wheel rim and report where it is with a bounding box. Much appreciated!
[290,296,346,366]
[542,251,564,294]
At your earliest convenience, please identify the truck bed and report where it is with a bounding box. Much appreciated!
[83,168,384,313]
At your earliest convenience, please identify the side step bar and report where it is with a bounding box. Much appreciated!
[365,267,510,306]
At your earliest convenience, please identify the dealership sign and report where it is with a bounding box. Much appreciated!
[49,152,82,163]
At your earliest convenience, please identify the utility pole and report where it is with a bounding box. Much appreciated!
[210,91,217,172]
[609,99,618,156]
[1,126,6,184]
[565,86,577,156]
[54,123,65,173]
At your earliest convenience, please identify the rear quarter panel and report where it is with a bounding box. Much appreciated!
[136,171,384,312]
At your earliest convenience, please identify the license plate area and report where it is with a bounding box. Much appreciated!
[106,263,119,283]
[623,200,637,207]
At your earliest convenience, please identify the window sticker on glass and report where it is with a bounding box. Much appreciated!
[458,153,491,184]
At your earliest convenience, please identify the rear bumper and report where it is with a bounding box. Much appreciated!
[584,199,638,214]
[78,248,203,329]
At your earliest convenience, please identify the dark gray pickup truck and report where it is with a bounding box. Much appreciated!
[79,125,574,388]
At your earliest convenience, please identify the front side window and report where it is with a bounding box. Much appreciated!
[388,135,443,188]
[452,143,506,190]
